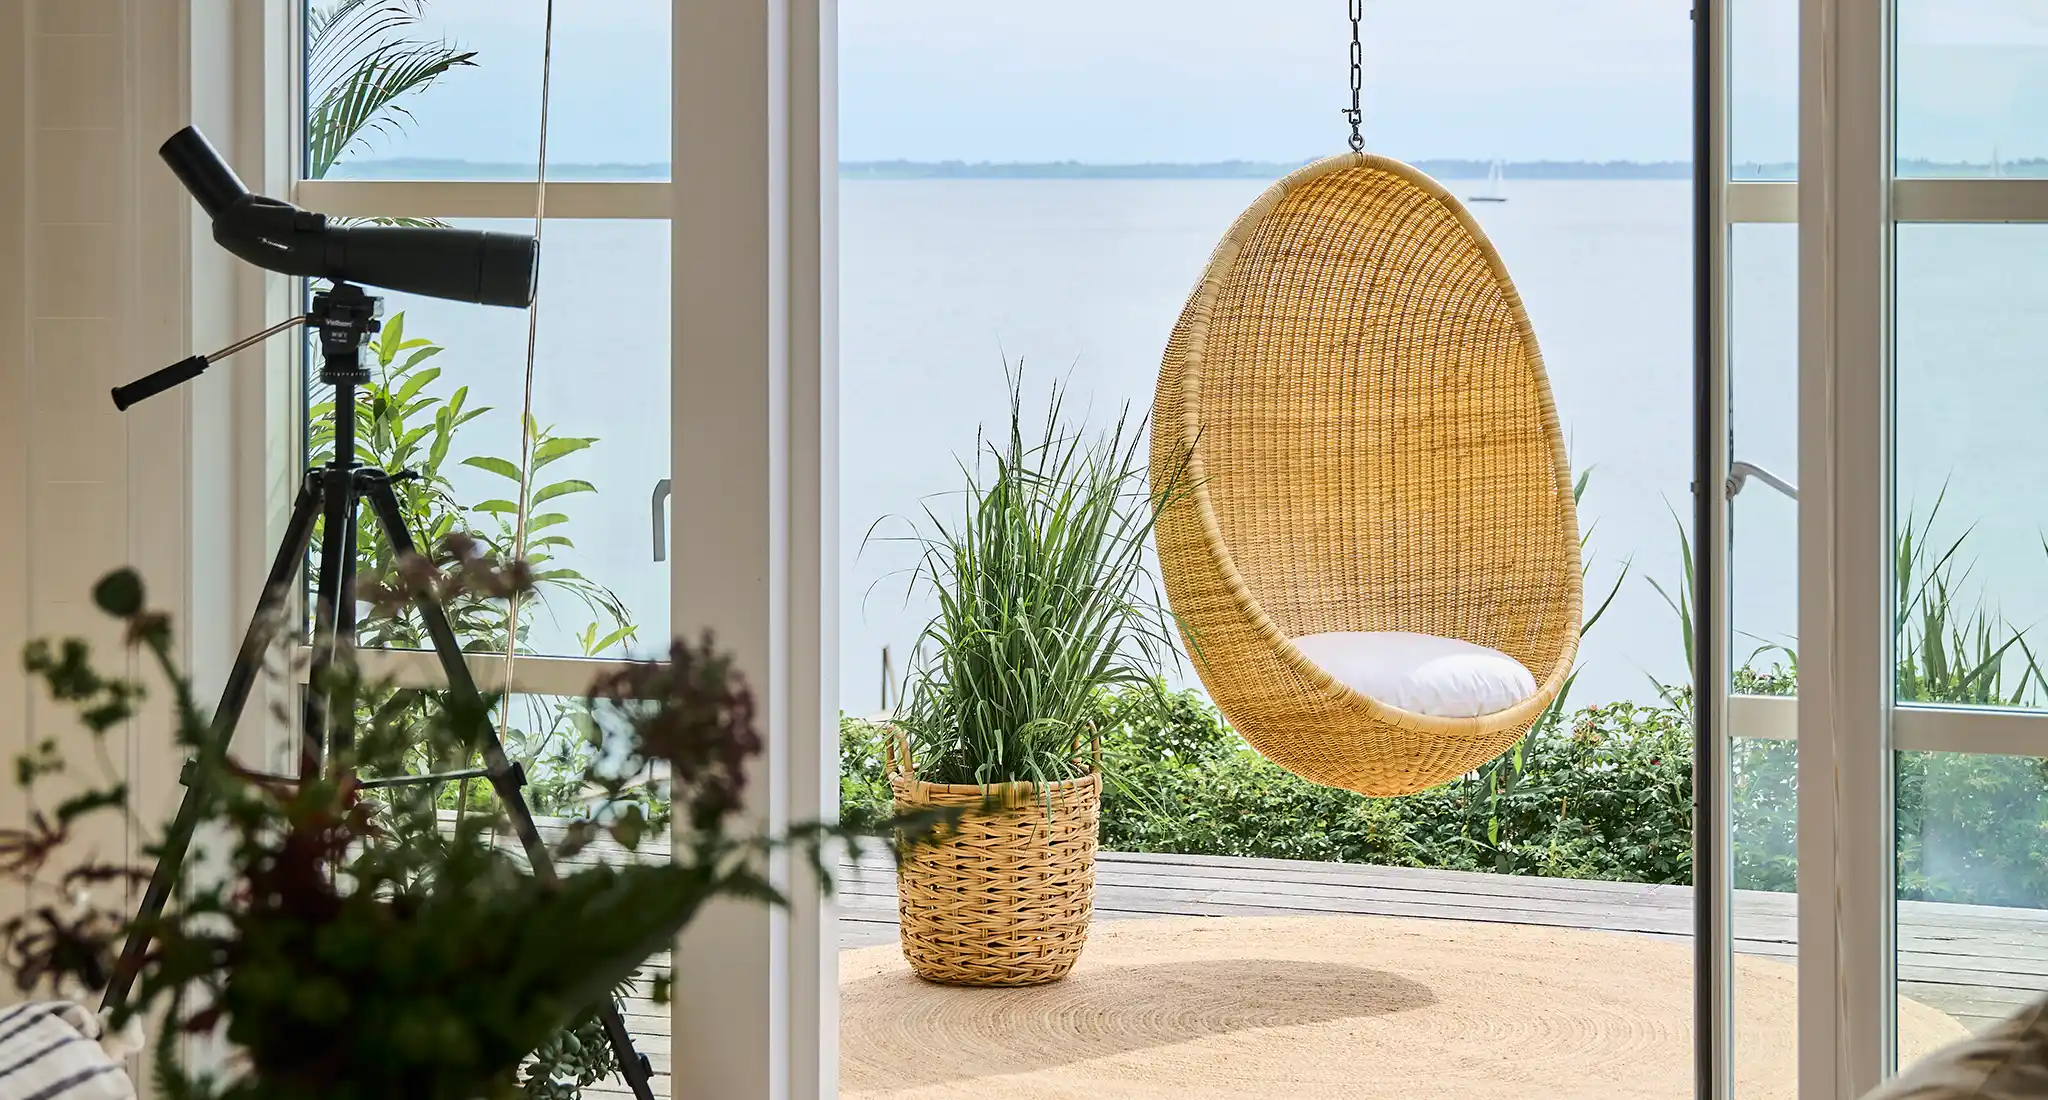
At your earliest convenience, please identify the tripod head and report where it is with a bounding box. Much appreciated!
[310,284,381,387]
[110,283,386,410]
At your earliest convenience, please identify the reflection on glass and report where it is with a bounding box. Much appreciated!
[308,219,670,658]
[1898,1,2048,177]
[304,0,669,181]
[1895,226,2048,710]
[1732,0,1798,179]
[1731,734,1798,1099]
[1895,751,2048,1066]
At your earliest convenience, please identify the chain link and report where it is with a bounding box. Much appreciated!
[1344,0,1365,152]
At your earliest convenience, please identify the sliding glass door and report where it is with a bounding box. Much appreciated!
[1755,1,2048,1096]
[1889,0,2048,1074]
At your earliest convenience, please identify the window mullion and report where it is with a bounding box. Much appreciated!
[1892,179,2048,223]
[290,179,674,220]
[295,645,667,699]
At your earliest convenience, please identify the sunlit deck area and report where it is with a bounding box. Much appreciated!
[840,850,2048,1033]
[591,843,2045,1097]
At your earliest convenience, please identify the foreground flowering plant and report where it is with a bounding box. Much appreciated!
[0,550,931,1100]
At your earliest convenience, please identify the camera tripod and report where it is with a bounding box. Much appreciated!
[105,283,658,1100]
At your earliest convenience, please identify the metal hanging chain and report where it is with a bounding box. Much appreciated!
[1345,0,1365,152]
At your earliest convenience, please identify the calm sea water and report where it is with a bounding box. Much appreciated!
[842,177,1704,712]
[385,179,2048,715]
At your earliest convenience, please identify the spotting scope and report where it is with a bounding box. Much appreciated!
[110,128,539,411]
[161,126,535,308]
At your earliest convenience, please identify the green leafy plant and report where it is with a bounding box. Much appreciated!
[890,370,1178,787]
[307,314,638,818]
[3,564,886,1100]
[1475,468,1628,872]
[1893,495,2041,706]
[311,312,630,659]
[307,0,478,180]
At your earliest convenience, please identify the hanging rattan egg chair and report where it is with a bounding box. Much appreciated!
[1151,153,1582,797]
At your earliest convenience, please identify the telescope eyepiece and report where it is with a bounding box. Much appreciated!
[159,127,249,219]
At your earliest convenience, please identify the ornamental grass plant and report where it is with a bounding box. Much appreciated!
[890,369,1179,788]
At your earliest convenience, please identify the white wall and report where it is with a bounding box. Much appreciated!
[0,0,244,989]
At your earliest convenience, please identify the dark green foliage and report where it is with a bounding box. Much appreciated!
[1896,751,2048,906]
[1096,688,1695,883]
[519,1001,621,1100]
[845,680,2048,909]
[848,686,1695,883]
[840,715,895,824]
[7,566,869,1100]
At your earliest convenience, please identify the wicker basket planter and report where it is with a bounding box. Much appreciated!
[886,733,1100,987]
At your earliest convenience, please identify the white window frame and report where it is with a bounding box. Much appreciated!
[1709,1,2048,1097]
[252,1,839,1095]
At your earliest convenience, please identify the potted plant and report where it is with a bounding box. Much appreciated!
[0,554,893,1100]
[888,373,1175,986]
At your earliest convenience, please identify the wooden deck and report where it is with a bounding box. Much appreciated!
[839,849,2048,1034]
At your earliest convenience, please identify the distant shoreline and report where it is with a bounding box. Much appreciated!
[322,158,2040,182]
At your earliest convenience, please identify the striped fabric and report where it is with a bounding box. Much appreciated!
[0,1002,133,1100]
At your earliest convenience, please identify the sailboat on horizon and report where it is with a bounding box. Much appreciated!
[1468,159,1508,203]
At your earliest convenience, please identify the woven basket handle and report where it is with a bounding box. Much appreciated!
[884,725,917,784]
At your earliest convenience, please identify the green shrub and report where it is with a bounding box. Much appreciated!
[845,686,1698,884]
[1898,750,2048,905]
[841,715,895,827]
[843,677,2048,906]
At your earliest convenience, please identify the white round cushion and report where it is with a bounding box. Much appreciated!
[1289,631,1538,719]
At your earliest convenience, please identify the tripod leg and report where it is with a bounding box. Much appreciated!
[102,473,325,1017]
[330,485,363,762]
[359,474,659,1100]
[301,463,355,777]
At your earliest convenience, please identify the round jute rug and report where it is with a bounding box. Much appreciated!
[840,916,1968,1100]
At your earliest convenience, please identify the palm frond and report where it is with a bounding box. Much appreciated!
[308,40,478,178]
[305,0,476,179]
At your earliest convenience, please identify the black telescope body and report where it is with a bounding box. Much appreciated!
[161,127,535,308]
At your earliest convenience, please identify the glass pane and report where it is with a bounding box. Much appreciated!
[1895,226,2048,709]
[304,0,669,181]
[309,219,669,659]
[1731,224,1799,687]
[1897,1,2048,178]
[1732,0,1799,179]
[1732,735,1800,1095]
[1895,749,2048,1065]
[1729,222,1799,1094]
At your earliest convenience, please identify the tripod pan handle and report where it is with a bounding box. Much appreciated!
[112,354,208,411]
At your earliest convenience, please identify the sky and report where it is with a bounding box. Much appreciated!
[332,1,2047,170]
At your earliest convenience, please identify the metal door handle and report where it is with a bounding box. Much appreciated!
[652,478,671,561]
[1727,461,1797,501]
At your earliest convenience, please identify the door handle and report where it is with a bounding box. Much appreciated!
[652,478,671,561]
[1727,461,1797,501]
